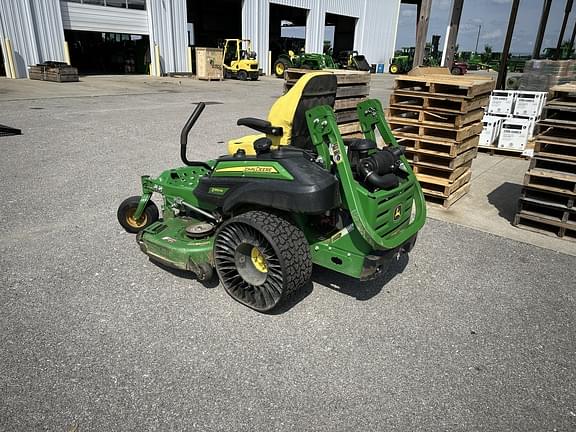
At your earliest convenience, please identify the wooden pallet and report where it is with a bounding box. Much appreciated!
[387,106,484,128]
[397,135,479,158]
[284,68,370,90]
[524,169,576,195]
[389,121,483,142]
[514,207,576,241]
[405,147,477,171]
[417,169,471,198]
[424,183,471,208]
[411,161,472,181]
[529,156,576,177]
[517,198,575,222]
[521,187,575,209]
[389,92,490,114]
[550,83,576,99]
[28,65,79,82]
[393,74,495,99]
[534,140,576,162]
[514,214,576,241]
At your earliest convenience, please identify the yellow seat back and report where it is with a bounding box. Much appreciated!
[228,72,337,155]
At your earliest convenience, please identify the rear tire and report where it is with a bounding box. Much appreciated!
[273,59,289,78]
[214,211,312,312]
[117,196,159,234]
[451,66,462,75]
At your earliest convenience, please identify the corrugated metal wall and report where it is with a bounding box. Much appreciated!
[60,1,149,34]
[0,0,65,78]
[147,0,187,75]
[242,0,400,74]
[355,0,401,65]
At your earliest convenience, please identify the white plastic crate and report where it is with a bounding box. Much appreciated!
[479,115,505,146]
[513,91,547,117]
[498,118,532,150]
[488,90,516,115]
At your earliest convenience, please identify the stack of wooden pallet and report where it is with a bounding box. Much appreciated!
[386,69,495,207]
[28,62,79,82]
[514,83,576,241]
[284,68,370,140]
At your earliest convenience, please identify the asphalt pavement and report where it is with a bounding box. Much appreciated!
[0,77,575,431]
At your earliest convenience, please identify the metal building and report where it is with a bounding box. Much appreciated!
[0,0,401,79]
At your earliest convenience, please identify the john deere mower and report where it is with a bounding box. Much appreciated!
[222,39,260,80]
[117,72,426,312]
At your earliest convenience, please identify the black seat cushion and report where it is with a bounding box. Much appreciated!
[291,74,338,150]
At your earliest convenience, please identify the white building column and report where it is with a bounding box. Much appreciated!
[242,0,270,75]
[305,1,324,54]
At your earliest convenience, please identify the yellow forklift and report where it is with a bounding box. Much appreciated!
[222,39,260,81]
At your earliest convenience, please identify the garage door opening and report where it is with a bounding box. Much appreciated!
[269,4,308,63]
[187,0,242,47]
[65,30,149,74]
[325,13,357,57]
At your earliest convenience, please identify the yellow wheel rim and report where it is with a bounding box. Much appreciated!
[250,247,268,273]
[390,65,398,73]
[275,63,284,76]
[126,208,148,229]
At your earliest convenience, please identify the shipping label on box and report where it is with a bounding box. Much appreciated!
[488,90,516,115]
[513,91,547,117]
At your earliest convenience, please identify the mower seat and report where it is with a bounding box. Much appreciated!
[228,72,337,155]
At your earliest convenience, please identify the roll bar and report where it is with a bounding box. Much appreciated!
[180,102,212,170]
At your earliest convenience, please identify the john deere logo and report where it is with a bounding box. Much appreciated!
[393,205,402,221]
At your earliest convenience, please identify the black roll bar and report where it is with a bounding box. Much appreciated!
[180,102,213,170]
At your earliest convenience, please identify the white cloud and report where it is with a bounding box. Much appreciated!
[401,9,416,18]
[483,28,504,41]
[436,0,451,9]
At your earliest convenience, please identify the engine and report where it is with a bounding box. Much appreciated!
[346,139,408,191]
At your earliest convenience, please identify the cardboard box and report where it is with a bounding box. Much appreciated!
[498,118,532,150]
[488,90,516,115]
[479,115,504,146]
[513,91,547,117]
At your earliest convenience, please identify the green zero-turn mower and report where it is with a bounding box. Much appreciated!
[117,72,426,312]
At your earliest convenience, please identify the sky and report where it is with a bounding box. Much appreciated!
[396,0,576,55]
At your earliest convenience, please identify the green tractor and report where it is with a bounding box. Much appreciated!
[389,47,414,74]
[117,72,426,312]
[273,50,337,78]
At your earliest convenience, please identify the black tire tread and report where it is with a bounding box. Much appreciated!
[117,195,159,233]
[215,210,312,310]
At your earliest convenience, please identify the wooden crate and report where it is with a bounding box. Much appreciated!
[28,64,79,82]
[195,47,223,81]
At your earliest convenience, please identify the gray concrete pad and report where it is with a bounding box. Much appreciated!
[0,83,575,431]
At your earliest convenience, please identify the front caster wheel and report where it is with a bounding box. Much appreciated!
[214,211,312,312]
[117,196,159,233]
